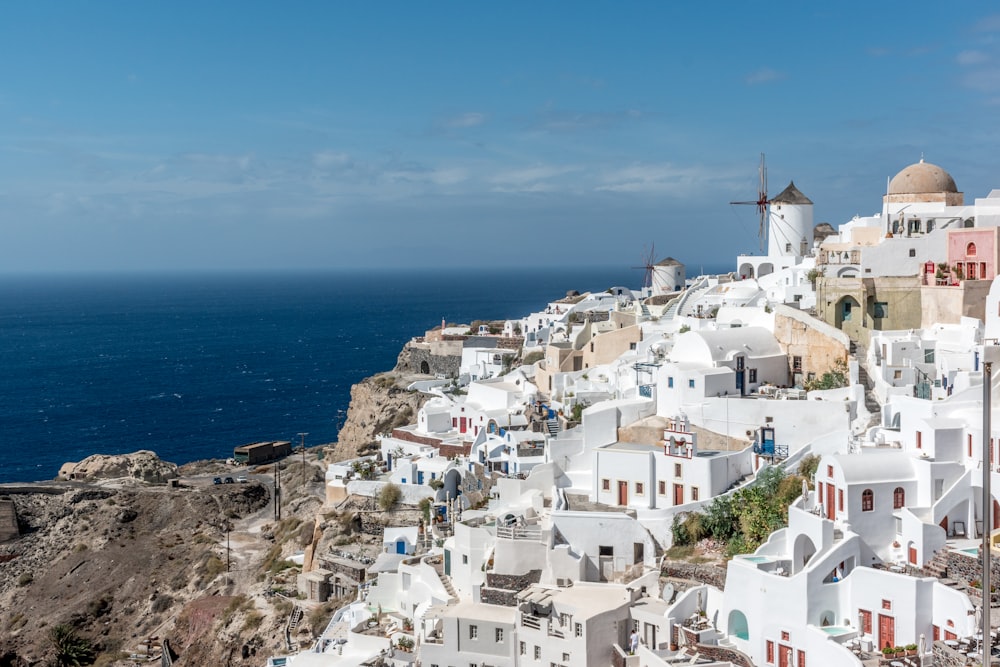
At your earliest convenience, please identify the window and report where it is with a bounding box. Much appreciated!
[893,487,905,509]
[893,370,902,380]
[668,377,674,388]
[463,555,468,565]
[602,478,610,491]
[688,379,695,389]
[635,482,644,495]
[749,368,757,383]
[842,300,852,321]
[496,628,504,642]
[575,622,583,637]
[797,649,806,667]
[560,613,570,627]
[599,545,613,556]
[793,356,802,372]
[781,631,790,641]
[534,646,541,660]
[692,487,699,501]
[862,488,874,512]
[785,243,792,252]
[767,640,775,663]
[520,642,526,655]
[882,599,892,610]
[675,463,682,477]
[658,481,666,495]
[925,348,935,364]
[629,342,637,350]
[968,242,978,257]
[827,465,834,478]
[873,302,888,319]
[916,431,922,449]
[909,248,916,257]
[562,654,570,662]
[838,489,843,512]
[470,625,478,639]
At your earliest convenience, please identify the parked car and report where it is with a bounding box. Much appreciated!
[237,475,248,483]
[213,477,223,485]
[223,477,235,484]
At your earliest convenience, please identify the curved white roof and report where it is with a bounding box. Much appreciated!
[833,451,916,484]
[670,327,782,365]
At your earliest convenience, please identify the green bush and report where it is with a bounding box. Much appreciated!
[378,483,402,511]
[797,454,820,481]
[50,624,95,666]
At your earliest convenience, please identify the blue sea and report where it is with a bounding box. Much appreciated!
[0,267,717,483]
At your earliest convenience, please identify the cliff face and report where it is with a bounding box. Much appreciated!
[328,372,430,462]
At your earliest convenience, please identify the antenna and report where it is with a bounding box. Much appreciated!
[730,153,769,252]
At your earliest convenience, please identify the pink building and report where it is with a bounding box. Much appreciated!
[947,227,1000,282]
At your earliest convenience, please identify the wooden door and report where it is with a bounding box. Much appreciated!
[826,484,836,520]
[908,546,917,565]
[459,417,467,433]
[673,484,684,506]
[618,481,628,506]
[859,609,872,635]
[778,644,792,667]
[878,614,895,650]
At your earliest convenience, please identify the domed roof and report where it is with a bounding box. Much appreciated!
[888,159,957,195]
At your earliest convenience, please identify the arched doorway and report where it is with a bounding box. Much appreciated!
[758,262,774,278]
[420,360,430,374]
[834,296,861,329]
[739,263,754,280]
[727,610,749,640]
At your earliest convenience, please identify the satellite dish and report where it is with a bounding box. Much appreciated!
[662,583,675,603]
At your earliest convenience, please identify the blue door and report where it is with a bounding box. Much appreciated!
[417,471,424,485]
[396,540,407,554]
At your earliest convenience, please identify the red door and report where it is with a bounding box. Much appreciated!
[673,484,684,506]
[908,546,917,565]
[878,614,895,650]
[618,481,628,506]
[796,650,805,667]
[778,645,792,667]
[994,500,1000,530]
[459,417,467,433]
[859,610,872,635]
[826,484,836,520]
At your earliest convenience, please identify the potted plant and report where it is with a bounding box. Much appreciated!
[882,646,896,659]
[904,644,918,656]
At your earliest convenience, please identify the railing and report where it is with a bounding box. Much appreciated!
[521,615,541,630]
[496,524,543,541]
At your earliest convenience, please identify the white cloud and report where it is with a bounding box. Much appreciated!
[595,163,740,196]
[957,50,990,66]
[444,112,487,128]
[745,68,786,85]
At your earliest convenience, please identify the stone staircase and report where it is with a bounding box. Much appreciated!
[546,418,561,436]
[920,549,951,580]
[437,570,458,600]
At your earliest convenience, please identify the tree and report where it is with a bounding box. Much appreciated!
[50,625,95,667]
[803,358,849,392]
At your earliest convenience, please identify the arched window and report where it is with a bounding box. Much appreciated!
[893,487,905,509]
[862,488,874,512]
[967,242,978,257]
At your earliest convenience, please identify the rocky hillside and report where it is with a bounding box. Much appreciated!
[327,372,430,462]
[0,452,333,667]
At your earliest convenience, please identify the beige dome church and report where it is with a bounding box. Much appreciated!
[884,158,963,206]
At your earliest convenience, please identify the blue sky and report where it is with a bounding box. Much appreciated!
[3,2,1000,273]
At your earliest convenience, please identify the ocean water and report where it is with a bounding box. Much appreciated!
[0,266,706,483]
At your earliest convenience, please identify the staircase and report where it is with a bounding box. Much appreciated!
[285,605,304,652]
[677,280,714,318]
[920,549,951,580]
[854,346,882,428]
[546,418,561,436]
[436,569,458,601]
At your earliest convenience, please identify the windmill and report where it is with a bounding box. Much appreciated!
[632,244,674,296]
[730,153,769,253]
[632,244,657,294]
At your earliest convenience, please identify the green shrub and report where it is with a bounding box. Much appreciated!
[378,483,402,511]
[50,624,95,666]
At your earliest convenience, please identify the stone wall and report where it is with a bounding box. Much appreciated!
[0,498,18,542]
[394,340,462,377]
[942,550,1000,605]
[481,570,542,607]
[661,561,728,590]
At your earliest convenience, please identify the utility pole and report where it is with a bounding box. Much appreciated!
[298,432,308,483]
[275,462,281,521]
[226,521,231,584]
